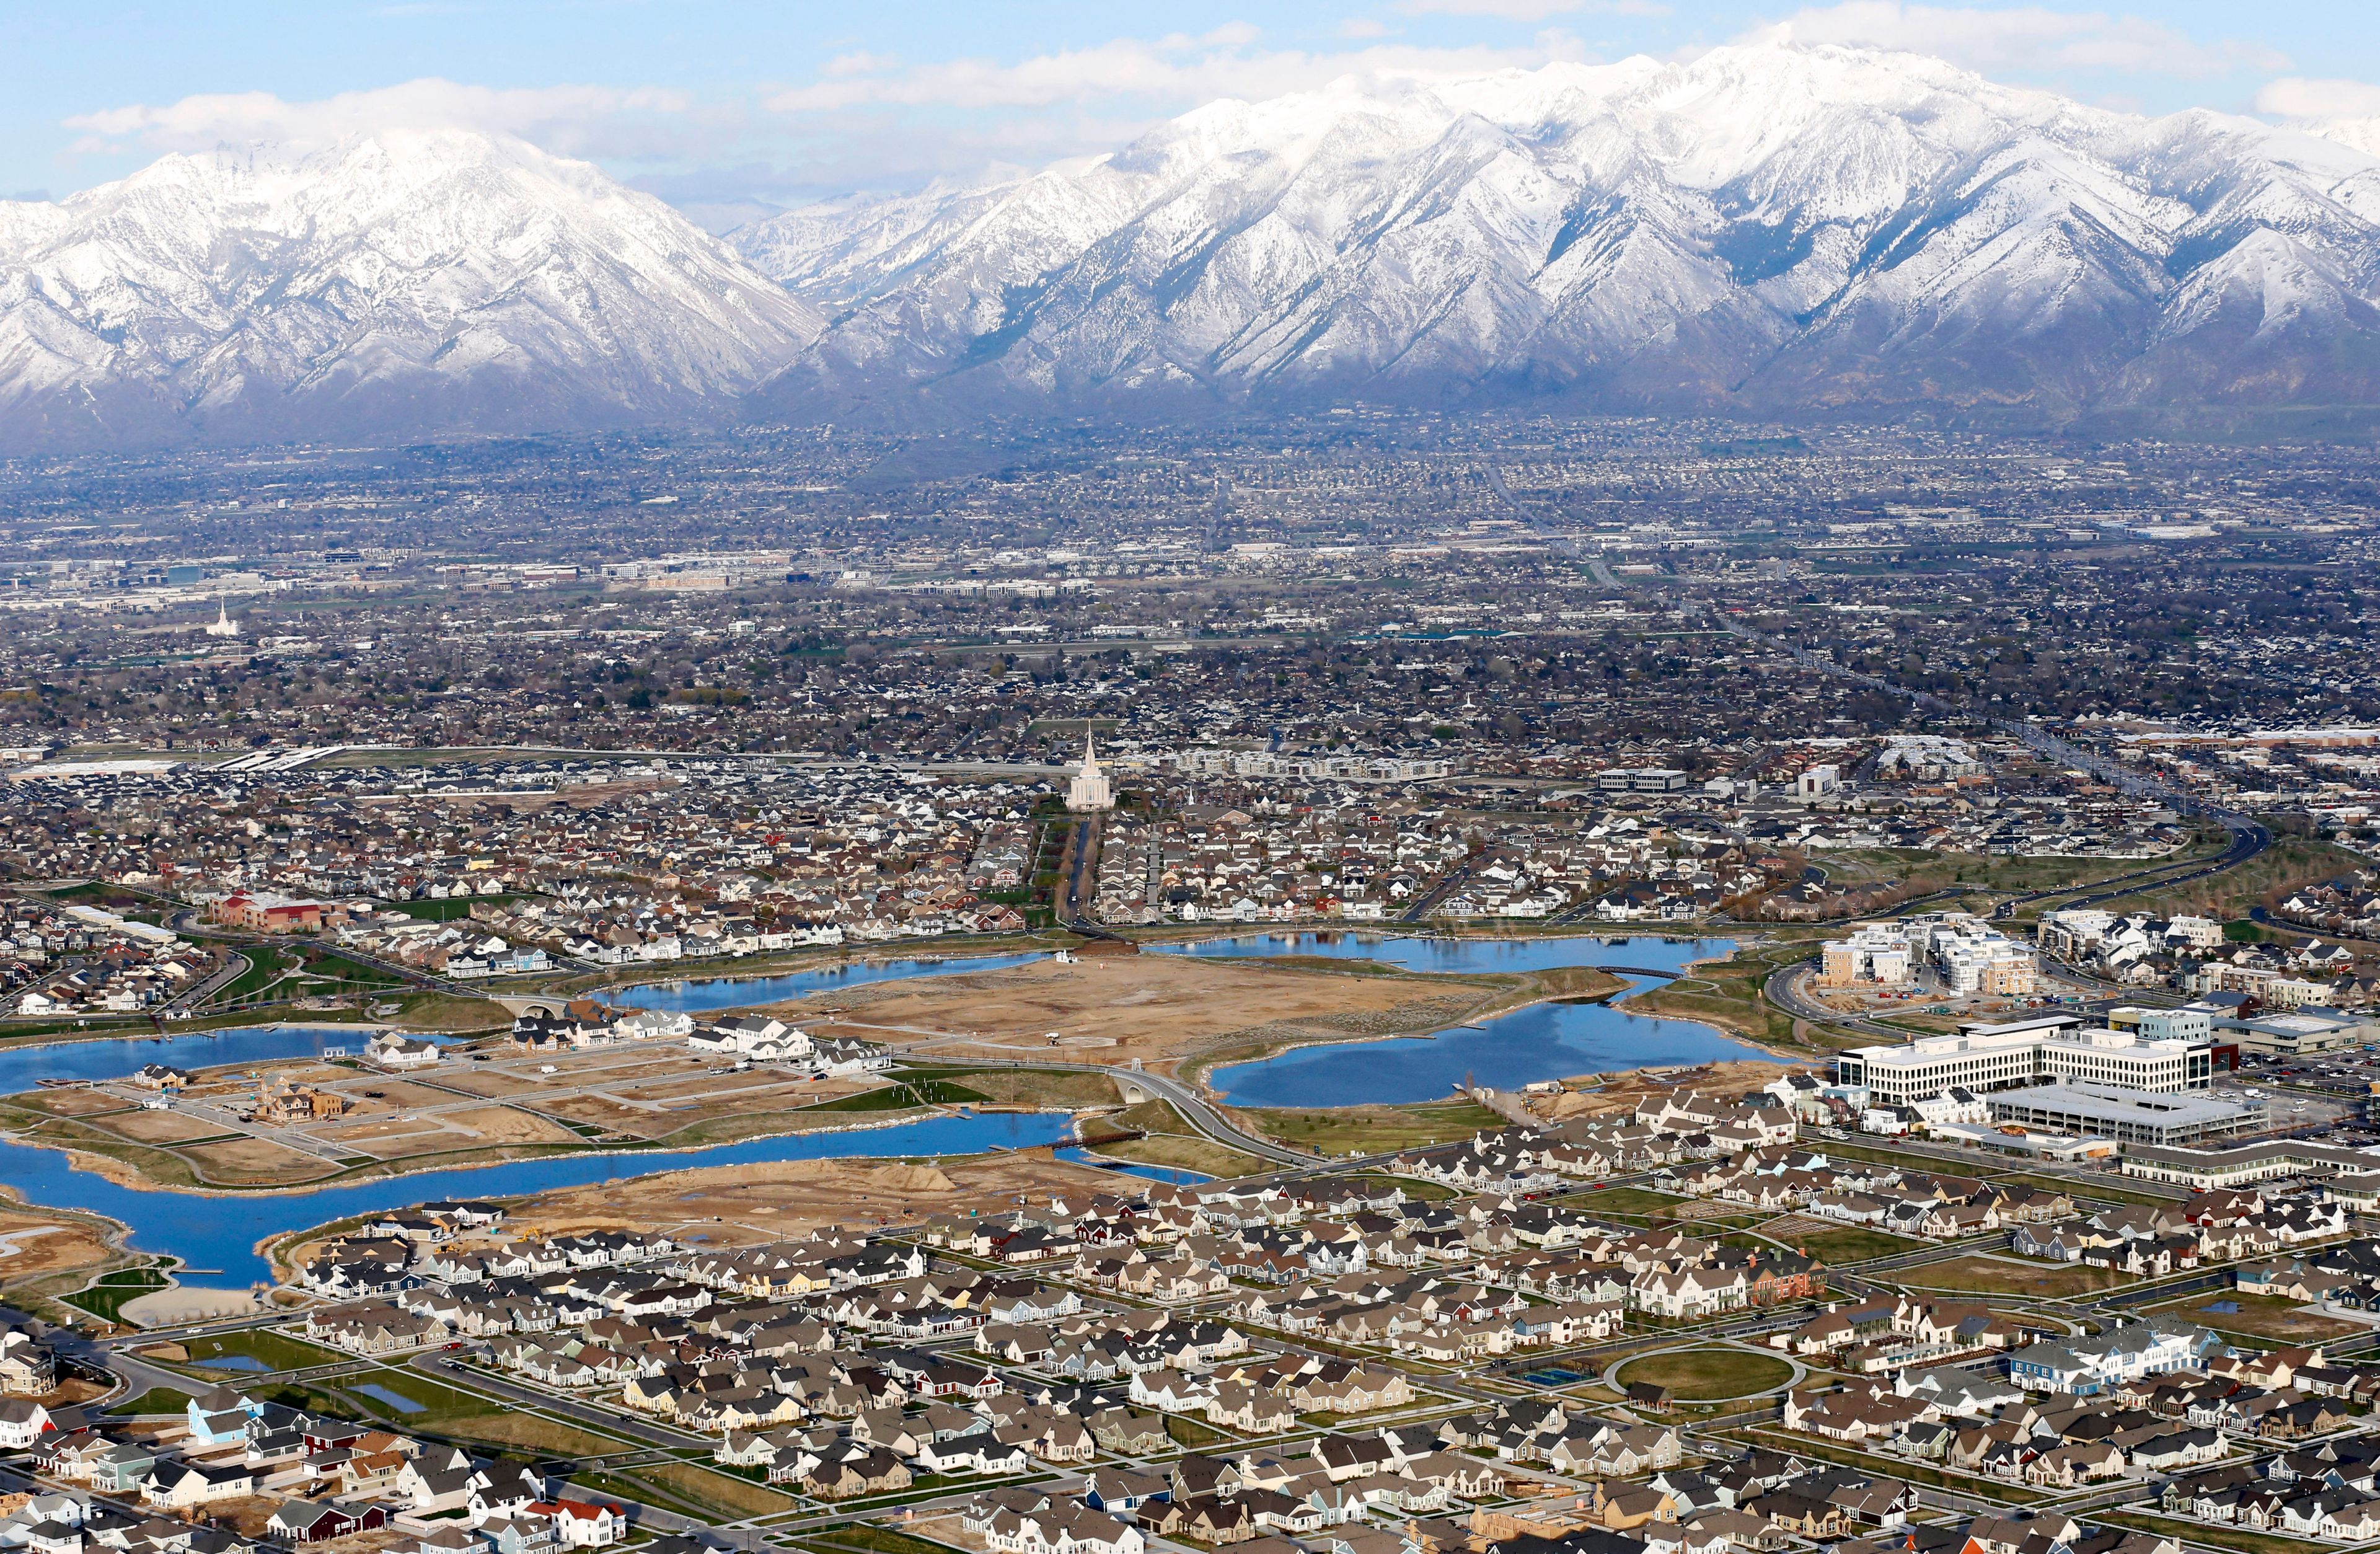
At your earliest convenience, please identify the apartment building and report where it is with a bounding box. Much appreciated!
[1820,924,1911,987]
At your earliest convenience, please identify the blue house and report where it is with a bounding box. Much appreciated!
[183,1385,263,1447]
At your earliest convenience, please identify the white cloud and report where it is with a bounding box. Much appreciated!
[63,79,690,159]
[1739,2,2286,79]
[764,27,1575,115]
[1400,0,1665,19]
[2257,76,2380,121]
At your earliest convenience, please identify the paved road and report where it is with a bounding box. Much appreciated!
[963,1056,1318,1170]
[1763,960,1916,1040]
[409,1351,713,1450]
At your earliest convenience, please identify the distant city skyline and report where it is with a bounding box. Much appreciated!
[14,1,2380,229]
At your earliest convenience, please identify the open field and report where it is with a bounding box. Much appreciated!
[2148,1290,2368,1345]
[1565,1186,1692,1215]
[1625,935,1828,1050]
[1769,1223,1916,1263]
[620,1459,800,1519]
[162,1328,345,1372]
[2108,833,2368,922]
[1618,1347,1793,1400]
[774,952,1553,1075]
[1093,1130,1272,1180]
[1240,1098,1508,1155]
[280,1148,1129,1273]
[1898,1254,2130,1298]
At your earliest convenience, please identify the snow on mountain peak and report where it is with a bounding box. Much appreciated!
[0,126,820,451]
[733,42,2380,420]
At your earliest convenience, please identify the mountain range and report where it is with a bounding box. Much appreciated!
[12,43,2380,449]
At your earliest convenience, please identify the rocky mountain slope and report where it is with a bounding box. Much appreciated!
[0,128,821,449]
[736,44,2380,422]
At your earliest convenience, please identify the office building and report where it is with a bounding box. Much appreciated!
[1834,1014,2213,1105]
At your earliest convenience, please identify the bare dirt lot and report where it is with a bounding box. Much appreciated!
[323,1104,579,1151]
[90,1108,238,1145]
[780,953,1518,1075]
[284,1149,1126,1267]
[0,1204,117,1284]
[16,1088,128,1118]
[178,1137,338,1183]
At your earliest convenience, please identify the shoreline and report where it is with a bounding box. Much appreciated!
[2,1099,1082,1201]
[548,922,1732,1008]
[0,1018,400,1061]
[0,929,1779,1291]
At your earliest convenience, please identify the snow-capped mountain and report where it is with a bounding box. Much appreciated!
[736,43,2380,420]
[13,44,2380,450]
[0,128,821,450]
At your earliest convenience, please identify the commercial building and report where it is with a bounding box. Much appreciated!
[1596,767,1690,793]
[2218,1007,2376,1056]
[2123,1138,2380,1190]
[1984,1082,2263,1147]
[1833,1015,2213,1105]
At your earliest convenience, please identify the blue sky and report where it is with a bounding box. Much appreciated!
[15,1,2380,227]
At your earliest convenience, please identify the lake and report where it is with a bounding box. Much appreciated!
[0,1025,408,1094]
[614,953,1046,1013]
[1184,932,1760,1107]
[0,1110,1074,1287]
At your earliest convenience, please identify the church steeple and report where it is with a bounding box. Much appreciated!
[1067,727,1114,811]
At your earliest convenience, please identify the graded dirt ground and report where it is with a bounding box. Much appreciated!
[281,1149,1128,1271]
[91,1108,239,1145]
[178,1137,338,1183]
[774,953,1518,1074]
[0,1206,117,1285]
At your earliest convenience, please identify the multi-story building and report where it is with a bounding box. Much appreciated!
[1819,924,1911,986]
[1907,913,2040,997]
[1835,1015,2213,1105]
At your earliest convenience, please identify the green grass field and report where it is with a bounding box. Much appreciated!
[1242,1098,1504,1154]
[63,1265,171,1323]
[1617,1347,1793,1400]
[1778,1225,1915,1263]
[175,1328,343,1373]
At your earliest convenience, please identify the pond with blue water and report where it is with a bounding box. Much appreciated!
[0,1110,1073,1287]
[1170,932,1758,1107]
[0,930,1750,1286]
[612,953,1046,1014]
[0,1024,402,1093]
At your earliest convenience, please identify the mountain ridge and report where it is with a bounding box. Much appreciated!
[12,44,2380,449]
[735,44,2380,425]
[0,128,821,451]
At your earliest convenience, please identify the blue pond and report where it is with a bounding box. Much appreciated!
[614,953,1045,1013]
[0,1110,1073,1287]
[350,1383,426,1413]
[1184,932,1755,1107]
[0,1025,392,1094]
[1054,1144,1209,1186]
